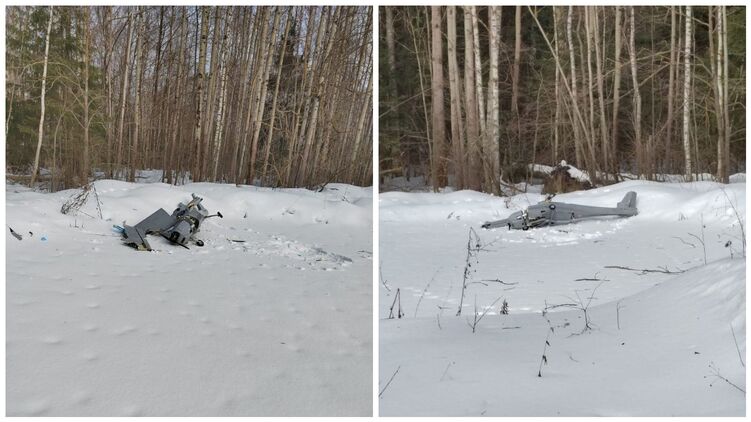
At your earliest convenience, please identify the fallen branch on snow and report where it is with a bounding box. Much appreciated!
[604,265,685,275]
[379,366,401,398]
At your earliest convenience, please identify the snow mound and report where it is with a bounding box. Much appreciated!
[380,259,746,416]
[529,161,591,182]
[380,179,745,416]
[7,180,372,416]
[381,180,744,230]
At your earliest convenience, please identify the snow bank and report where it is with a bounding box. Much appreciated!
[381,180,744,229]
[380,179,745,416]
[45,180,372,228]
[380,259,745,416]
[7,180,372,416]
[529,161,591,182]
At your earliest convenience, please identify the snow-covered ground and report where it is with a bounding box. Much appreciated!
[379,179,745,416]
[6,180,372,416]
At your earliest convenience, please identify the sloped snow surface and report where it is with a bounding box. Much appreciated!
[7,180,372,416]
[380,181,745,416]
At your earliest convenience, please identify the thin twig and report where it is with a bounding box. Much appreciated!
[687,214,706,265]
[439,361,453,381]
[538,331,551,377]
[671,235,697,248]
[388,288,403,319]
[379,262,391,292]
[707,362,745,393]
[379,366,401,398]
[616,301,623,330]
[730,324,745,368]
[605,265,685,274]
[414,270,438,318]
[480,278,518,285]
[575,271,610,282]
[467,296,503,333]
[720,188,745,257]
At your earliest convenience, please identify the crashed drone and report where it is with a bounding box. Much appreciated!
[120,194,222,250]
[482,191,638,230]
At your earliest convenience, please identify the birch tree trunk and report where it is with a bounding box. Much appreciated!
[566,6,584,168]
[299,7,336,186]
[82,6,91,183]
[248,8,281,182]
[592,7,609,176]
[166,8,187,184]
[129,8,143,182]
[30,5,53,188]
[611,6,623,175]
[261,8,292,184]
[430,6,447,189]
[584,7,598,178]
[193,7,209,181]
[665,6,676,172]
[446,6,465,189]
[553,6,560,163]
[115,10,134,180]
[211,9,232,181]
[682,6,693,180]
[487,6,501,194]
[463,6,481,191]
[511,6,522,146]
[721,6,730,183]
[714,6,729,183]
[471,7,486,139]
[103,8,114,178]
[240,8,271,183]
[628,7,643,178]
[349,72,372,182]
[201,8,222,180]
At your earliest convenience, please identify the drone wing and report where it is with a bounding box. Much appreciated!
[122,208,175,251]
[481,218,510,229]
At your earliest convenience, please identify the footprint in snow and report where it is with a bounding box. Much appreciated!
[80,351,99,362]
[71,390,92,405]
[120,405,143,417]
[42,336,62,345]
[17,399,50,416]
[113,326,137,336]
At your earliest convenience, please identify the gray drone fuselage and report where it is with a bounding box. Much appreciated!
[482,191,638,230]
[122,194,214,250]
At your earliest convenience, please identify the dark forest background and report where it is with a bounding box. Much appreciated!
[379,6,745,193]
[7,6,373,191]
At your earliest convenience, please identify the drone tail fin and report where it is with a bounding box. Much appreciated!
[617,191,637,210]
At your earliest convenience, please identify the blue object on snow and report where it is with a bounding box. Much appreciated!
[40,235,48,241]
[112,225,125,234]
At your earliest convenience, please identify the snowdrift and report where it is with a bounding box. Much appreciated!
[7,180,373,416]
[380,180,745,416]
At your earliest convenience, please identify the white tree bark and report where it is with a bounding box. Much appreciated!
[682,6,693,180]
[566,6,583,167]
[470,7,486,139]
[628,7,643,177]
[30,6,54,188]
[211,9,231,181]
[612,6,623,174]
[488,6,501,193]
[447,6,465,188]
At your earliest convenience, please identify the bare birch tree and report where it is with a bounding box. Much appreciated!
[29,5,53,187]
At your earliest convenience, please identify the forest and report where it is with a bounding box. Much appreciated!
[379,6,746,193]
[6,6,373,191]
